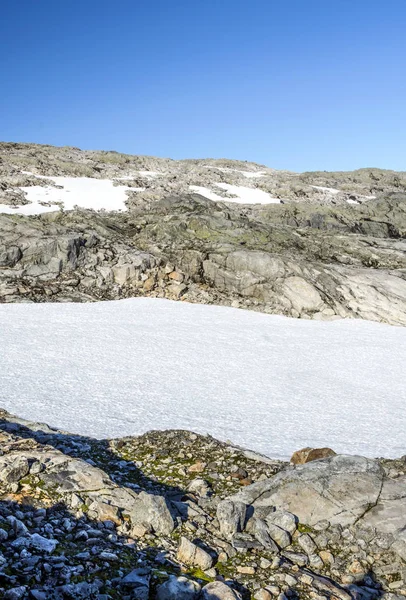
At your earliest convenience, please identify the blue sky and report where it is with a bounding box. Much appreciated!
[1,0,405,171]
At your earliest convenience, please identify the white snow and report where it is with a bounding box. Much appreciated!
[138,170,160,178]
[311,185,341,194]
[0,176,132,215]
[0,298,405,460]
[190,185,226,201]
[239,170,267,178]
[203,166,267,178]
[190,184,280,204]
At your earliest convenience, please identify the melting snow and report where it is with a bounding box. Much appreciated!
[0,298,404,460]
[311,185,341,194]
[190,184,280,204]
[0,176,132,215]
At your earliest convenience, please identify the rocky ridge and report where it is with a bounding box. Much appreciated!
[0,142,406,325]
[0,409,405,599]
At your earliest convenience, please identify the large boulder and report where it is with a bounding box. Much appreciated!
[156,575,201,600]
[218,455,384,528]
[201,582,242,600]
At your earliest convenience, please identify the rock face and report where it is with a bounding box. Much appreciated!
[0,409,406,598]
[220,455,384,527]
[217,454,406,565]
[0,142,405,325]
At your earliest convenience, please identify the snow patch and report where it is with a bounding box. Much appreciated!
[190,183,280,204]
[0,298,404,460]
[311,185,341,194]
[0,176,132,215]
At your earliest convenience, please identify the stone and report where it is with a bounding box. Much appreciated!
[254,590,272,600]
[290,447,337,465]
[156,575,201,600]
[265,510,297,535]
[319,550,335,565]
[265,522,291,549]
[187,478,212,498]
[201,581,242,600]
[237,565,256,574]
[4,587,27,600]
[177,537,215,571]
[253,519,279,552]
[121,568,151,600]
[217,500,247,539]
[29,533,58,553]
[124,490,175,535]
[222,455,384,528]
[0,455,30,483]
[188,461,207,473]
[298,533,317,554]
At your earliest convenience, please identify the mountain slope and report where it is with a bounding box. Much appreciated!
[0,142,405,325]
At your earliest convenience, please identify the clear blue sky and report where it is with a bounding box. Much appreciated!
[1,0,405,171]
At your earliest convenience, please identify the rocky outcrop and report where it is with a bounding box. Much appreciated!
[0,409,406,599]
[0,142,405,324]
[217,454,406,567]
[0,190,405,324]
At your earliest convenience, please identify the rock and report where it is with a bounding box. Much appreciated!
[201,581,242,600]
[297,533,317,554]
[265,510,297,535]
[4,587,27,600]
[217,500,247,539]
[29,533,58,553]
[124,490,175,535]
[222,455,384,527]
[177,536,215,570]
[265,522,291,549]
[253,519,279,552]
[156,575,201,600]
[188,461,207,473]
[0,455,30,483]
[237,565,256,574]
[254,590,272,600]
[290,447,337,464]
[121,567,151,599]
[187,478,212,498]
[282,551,308,566]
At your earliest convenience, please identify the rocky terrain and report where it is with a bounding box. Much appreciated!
[0,410,406,600]
[0,143,405,597]
[0,142,406,324]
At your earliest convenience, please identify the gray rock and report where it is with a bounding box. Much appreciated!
[297,533,317,555]
[124,490,175,536]
[0,456,30,483]
[201,581,242,600]
[4,587,27,600]
[121,567,150,599]
[156,575,201,600]
[216,500,247,539]
[222,455,384,527]
[177,536,215,570]
[265,522,291,549]
[265,510,297,535]
[29,533,58,553]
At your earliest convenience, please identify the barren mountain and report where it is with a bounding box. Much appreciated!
[0,142,405,325]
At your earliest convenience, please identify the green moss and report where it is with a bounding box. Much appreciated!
[186,567,214,583]
[297,523,315,534]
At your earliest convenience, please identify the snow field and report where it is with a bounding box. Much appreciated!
[0,298,404,460]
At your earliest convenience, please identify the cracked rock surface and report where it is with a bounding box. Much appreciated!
[0,409,405,599]
[0,143,406,324]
